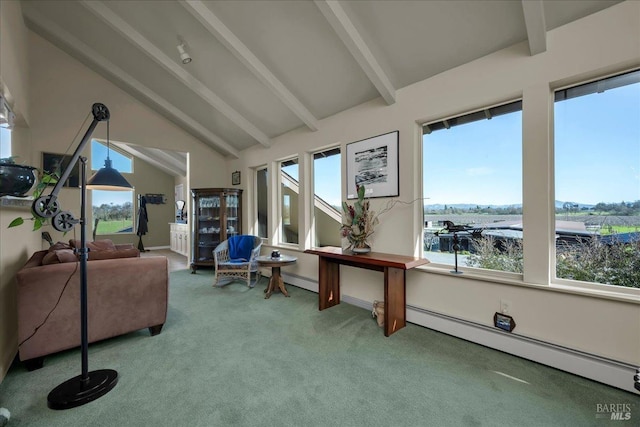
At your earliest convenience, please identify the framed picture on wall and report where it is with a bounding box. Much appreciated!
[232,170,241,185]
[346,130,399,199]
[42,152,80,188]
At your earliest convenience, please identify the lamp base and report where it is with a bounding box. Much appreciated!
[47,369,118,410]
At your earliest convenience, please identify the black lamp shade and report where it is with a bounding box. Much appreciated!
[87,159,132,190]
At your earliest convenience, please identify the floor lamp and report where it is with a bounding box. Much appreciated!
[32,103,132,410]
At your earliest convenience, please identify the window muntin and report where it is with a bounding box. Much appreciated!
[313,147,341,247]
[554,70,640,289]
[280,158,299,244]
[422,100,523,272]
[256,167,268,238]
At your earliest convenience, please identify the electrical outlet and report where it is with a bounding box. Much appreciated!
[500,299,511,314]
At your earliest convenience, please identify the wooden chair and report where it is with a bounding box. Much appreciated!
[213,235,262,288]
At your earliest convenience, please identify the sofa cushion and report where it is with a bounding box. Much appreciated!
[50,241,72,251]
[42,249,78,265]
[89,247,140,260]
[69,239,116,252]
[68,238,141,260]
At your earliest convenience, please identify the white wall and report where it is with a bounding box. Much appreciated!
[0,0,38,380]
[233,0,640,373]
[0,14,228,381]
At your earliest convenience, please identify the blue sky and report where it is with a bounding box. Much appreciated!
[423,81,639,206]
[554,84,639,205]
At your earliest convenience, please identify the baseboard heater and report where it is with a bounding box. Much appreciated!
[281,272,638,394]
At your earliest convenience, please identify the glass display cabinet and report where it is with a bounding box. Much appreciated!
[190,188,242,273]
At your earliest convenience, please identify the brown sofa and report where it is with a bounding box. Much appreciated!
[16,240,169,370]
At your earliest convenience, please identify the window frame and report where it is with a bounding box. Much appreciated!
[254,165,269,239]
[420,98,524,277]
[311,146,342,248]
[278,155,300,247]
[551,68,640,293]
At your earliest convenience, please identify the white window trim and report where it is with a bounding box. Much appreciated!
[549,68,640,295]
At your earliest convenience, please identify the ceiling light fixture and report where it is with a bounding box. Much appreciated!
[177,43,192,64]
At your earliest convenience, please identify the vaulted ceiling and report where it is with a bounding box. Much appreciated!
[21,0,622,172]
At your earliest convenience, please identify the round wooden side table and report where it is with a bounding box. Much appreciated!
[256,255,297,299]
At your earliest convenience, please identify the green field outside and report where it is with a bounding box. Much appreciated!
[94,219,133,235]
[600,225,640,235]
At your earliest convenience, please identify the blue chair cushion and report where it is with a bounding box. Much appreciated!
[228,235,254,262]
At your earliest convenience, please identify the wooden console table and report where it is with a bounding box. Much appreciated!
[304,247,429,337]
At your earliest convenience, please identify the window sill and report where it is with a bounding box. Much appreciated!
[416,264,640,304]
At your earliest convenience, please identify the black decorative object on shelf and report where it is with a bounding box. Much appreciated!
[0,162,37,197]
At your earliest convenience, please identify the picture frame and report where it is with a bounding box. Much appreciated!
[232,170,241,186]
[42,152,80,188]
[346,130,399,199]
[494,312,516,332]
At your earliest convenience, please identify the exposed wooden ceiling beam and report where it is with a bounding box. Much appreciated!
[314,0,396,105]
[181,0,319,132]
[23,9,240,158]
[521,0,547,56]
[80,0,271,147]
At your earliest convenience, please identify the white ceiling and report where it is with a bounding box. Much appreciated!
[20,0,622,173]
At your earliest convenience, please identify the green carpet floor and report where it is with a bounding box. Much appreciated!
[0,269,635,426]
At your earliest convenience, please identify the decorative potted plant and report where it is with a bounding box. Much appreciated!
[340,185,379,253]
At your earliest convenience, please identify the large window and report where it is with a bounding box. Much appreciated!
[256,167,268,238]
[91,140,134,235]
[313,147,341,247]
[422,100,523,272]
[554,70,640,289]
[280,158,299,244]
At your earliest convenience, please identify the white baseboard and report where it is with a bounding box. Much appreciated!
[281,272,638,394]
[145,245,170,250]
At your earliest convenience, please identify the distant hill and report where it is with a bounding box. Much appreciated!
[425,203,521,211]
[425,201,595,211]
